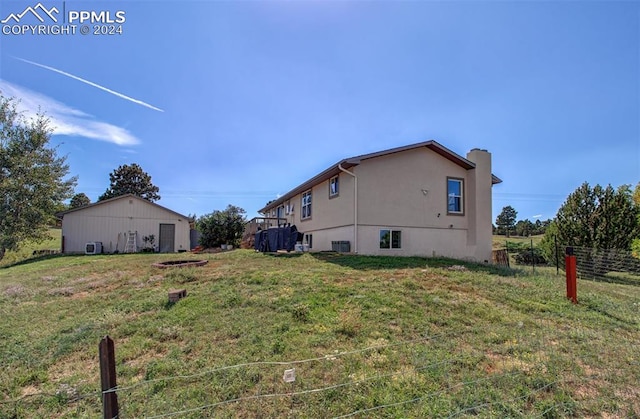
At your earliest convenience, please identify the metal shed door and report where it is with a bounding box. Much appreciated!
[159,224,175,253]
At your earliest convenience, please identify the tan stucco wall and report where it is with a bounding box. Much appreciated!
[61,197,190,253]
[355,148,469,229]
[267,146,495,262]
[269,172,356,232]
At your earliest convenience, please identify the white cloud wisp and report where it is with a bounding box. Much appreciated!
[0,80,140,146]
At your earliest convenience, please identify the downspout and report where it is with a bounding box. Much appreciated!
[338,164,358,253]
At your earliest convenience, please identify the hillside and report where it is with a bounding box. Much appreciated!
[1,251,638,417]
[0,228,61,268]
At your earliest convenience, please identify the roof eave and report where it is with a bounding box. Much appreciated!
[57,194,191,220]
[260,140,501,212]
[259,160,357,213]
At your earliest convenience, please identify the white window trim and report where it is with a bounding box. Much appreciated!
[301,190,312,220]
[447,177,464,215]
[329,175,339,198]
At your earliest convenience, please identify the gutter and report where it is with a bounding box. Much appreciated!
[338,164,358,253]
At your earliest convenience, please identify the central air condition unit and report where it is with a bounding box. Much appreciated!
[85,242,103,255]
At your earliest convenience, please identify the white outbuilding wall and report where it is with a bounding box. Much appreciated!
[60,194,190,254]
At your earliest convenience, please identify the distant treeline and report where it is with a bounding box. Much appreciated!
[493,218,551,237]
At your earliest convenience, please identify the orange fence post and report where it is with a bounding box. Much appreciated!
[565,247,577,304]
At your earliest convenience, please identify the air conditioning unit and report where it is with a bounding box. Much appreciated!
[85,242,103,255]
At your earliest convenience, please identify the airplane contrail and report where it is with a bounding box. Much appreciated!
[14,57,164,112]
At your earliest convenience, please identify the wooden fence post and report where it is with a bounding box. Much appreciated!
[99,336,119,419]
[565,247,577,304]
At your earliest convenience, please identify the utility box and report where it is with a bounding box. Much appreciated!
[331,241,351,253]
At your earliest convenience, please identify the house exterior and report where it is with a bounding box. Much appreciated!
[58,194,191,254]
[259,141,501,262]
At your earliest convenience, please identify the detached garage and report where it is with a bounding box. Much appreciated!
[58,194,191,254]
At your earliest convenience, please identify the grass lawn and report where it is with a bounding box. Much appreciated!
[1,250,638,417]
[492,234,544,250]
[0,228,61,268]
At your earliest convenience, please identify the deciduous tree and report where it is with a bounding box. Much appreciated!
[0,94,76,261]
[98,163,160,202]
[514,219,534,237]
[197,205,246,248]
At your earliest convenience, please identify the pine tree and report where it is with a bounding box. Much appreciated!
[98,163,160,202]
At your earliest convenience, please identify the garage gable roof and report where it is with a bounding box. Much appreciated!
[57,194,190,220]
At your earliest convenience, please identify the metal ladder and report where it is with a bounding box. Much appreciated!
[124,231,137,253]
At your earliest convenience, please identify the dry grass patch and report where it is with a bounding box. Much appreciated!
[3,284,27,298]
[47,287,74,297]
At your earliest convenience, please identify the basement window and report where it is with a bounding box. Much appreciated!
[380,229,401,249]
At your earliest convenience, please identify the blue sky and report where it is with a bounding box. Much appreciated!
[1,0,638,222]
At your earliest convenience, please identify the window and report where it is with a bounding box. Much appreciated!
[276,205,284,219]
[285,200,290,215]
[301,190,312,220]
[447,178,464,214]
[329,175,339,198]
[380,229,401,249]
[304,233,313,249]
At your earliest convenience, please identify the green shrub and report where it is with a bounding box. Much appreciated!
[514,248,547,265]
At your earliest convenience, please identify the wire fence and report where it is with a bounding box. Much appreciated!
[102,319,637,418]
[569,246,640,286]
[543,242,640,286]
[498,238,640,287]
[3,313,638,417]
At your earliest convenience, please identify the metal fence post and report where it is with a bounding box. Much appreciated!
[505,240,510,268]
[531,239,535,273]
[554,235,559,275]
[99,336,119,419]
[565,247,577,304]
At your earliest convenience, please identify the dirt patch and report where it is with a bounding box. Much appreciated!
[48,355,97,384]
[484,351,544,374]
[3,284,27,298]
[573,382,598,399]
[71,276,94,285]
[21,385,40,397]
[148,275,164,283]
[48,287,74,297]
[86,280,106,290]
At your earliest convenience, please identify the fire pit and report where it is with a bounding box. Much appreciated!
[152,260,208,269]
